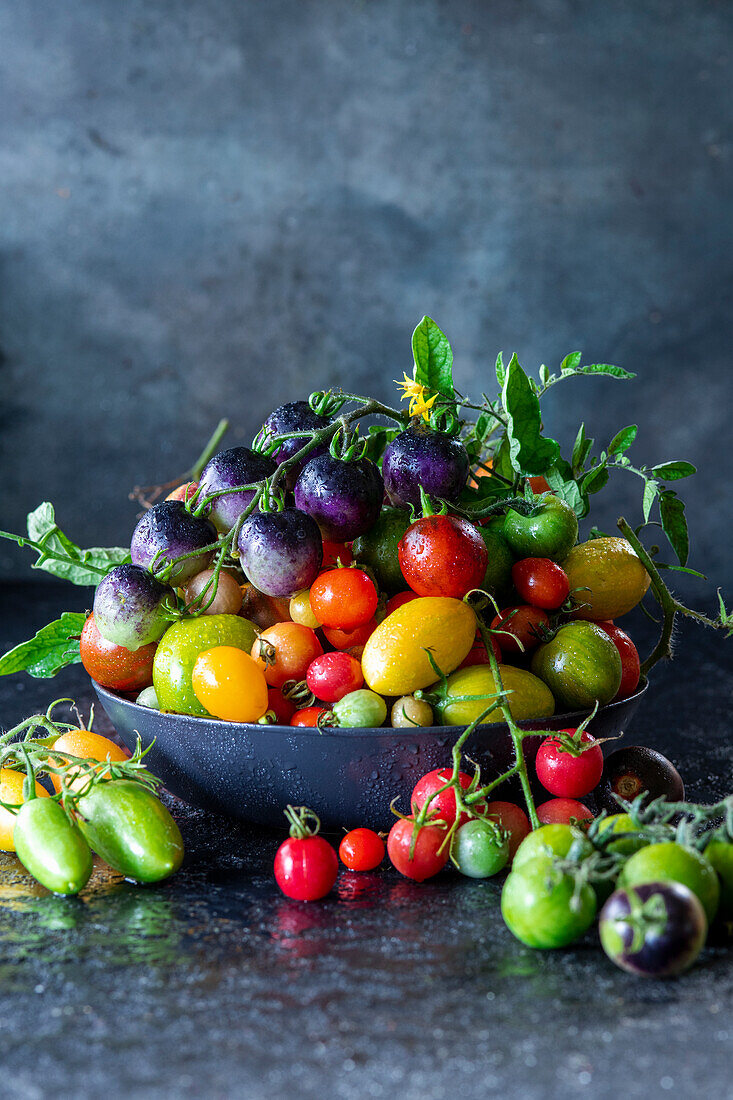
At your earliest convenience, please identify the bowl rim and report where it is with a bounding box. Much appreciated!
[94,677,649,740]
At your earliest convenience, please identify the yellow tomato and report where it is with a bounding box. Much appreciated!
[361,597,476,696]
[0,769,50,852]
[192,646,269,722]
[441,664,555,726]
[49,729,129,794]
[289,589,322,628]
[564,537,651,620]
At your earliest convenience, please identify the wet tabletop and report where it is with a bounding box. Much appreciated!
[1,583,732,1100]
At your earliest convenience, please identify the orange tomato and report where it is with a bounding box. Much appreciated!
[0,769,50,852]
[49,729,129,794]
[192,646,269,722]
[251,622,323,688]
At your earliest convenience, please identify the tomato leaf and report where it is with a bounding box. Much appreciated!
[659,490,689,566]
[363,425,400,465]
[411,317,454,399]
[581,462,609,495]
[501,356,560,475]
[608,425,638,456]
[495,351,506,387]
[0,613,87,678]
[545,467,588,518]
[651,461,697,481]
[642,479,659,523]
[19,502,129,585]
[560,351,583,372]
[569,363,636,381]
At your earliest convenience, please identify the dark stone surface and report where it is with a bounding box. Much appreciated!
[1,1,732,593]
[1,582,732,1099]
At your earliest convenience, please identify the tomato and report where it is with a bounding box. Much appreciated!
[501,859,597,948]
[441,664,555,726]
[596,621,641,699]
[362,597,476,696]
[241,584,292,630]
[618,842,720,923]
[503,494,579,563]
[0,769,50,851]
[483,801,531,861]
[600,881,707,978]
[183,569,243,616]
[535,730,603,798]
[153,614,258,716]
[563,537,651,620]
[490,605,550,656]
[537,798,593,825]
[512,558,570,610]
[385,590,420,615]
[274,815,338,901]
[251,622,324,688]
[531,621,622,710]
[527,475,551,494]
[339,828,385,871]
[192,646,269,722]
[289,589,322,628]
[165,481,199,503]
[387,818,449,881]
[705,839,733,919]
[398,515,488,599]
[391,695,435,728]
[458,632,502,669]
[332,689,387,728]
[411,768,478,828]
[13,798,92,895]
[352,508,411,593]
[80,614,157,692]
[322,616,378,650]
[309,568,378,630]
[49,729,129,794]
[452,818,509,878]
[290,706,329,727]
[306,651,363,703]
[267,686,297,724]
[513,823,593,868]
[321,540,353,570]
[597,813,648,856]
[76,780,184,883]
[478,527,515,599]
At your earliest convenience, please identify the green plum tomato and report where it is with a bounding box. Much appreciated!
[617,842,720,924]
[531,621,622,710]
[76,780,184,883]
[503,494,578,563]
[13,798,93,895]
[153,614,258,716]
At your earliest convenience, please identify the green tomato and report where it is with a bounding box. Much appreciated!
[452,818,509,878]
[617,841,720,924]
[13,798,93,896]
[76,780,184,884]
[332,689,388,728]
[503,494,579,563]
[352,508,411,593]
[153,614,258,716]
[441,664,555,726]
[705,839,733,919]
[479,527,515,599]
[531,621,622,710]
[513,823,592,869]
[597,813,648,856]
[501,857,597,948]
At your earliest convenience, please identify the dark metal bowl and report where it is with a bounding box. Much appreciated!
[94,680,648,831]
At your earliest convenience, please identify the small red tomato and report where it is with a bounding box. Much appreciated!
[596,621,641,700]
[411,767,479,829]
[322,540,353,570]
[309,569,378,630]
[165,480,199,503]
[290,706,329,727]
[306,651,364,703]
[339,828,385,871]
[79,614,157,692]
[398,515,488,599]
[387,817,449,882]
[537,797,594,825]
[322,616,378,650]
[385,590,420,615]
[458,631,502,669]
[483,801,531,860]
[267,686,297,724]
[511,557,570,610]
[490,605,550,655]
[535,730,604,798]
[274,830,338,901]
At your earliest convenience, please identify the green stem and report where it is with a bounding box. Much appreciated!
[189,418,230,481]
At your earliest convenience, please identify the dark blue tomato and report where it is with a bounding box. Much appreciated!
[197,447,276,534]
[130,501,216,584]
[382,424,469,511]
[599,882,707,977]
[294,454,383,541]
[237,508,323,597]
[93,564,172,650]
[261,401,332,486]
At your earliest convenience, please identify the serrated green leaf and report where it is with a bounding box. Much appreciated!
[495,352,506,387]
[660,490,689,566]
[0,613,87,678]
[560,351,582,372]
[651,461,697,481]
[608,425,638,456]
[643,480,659,523]
[501,356,560,475]
[23,502,129,585]
[545,468,588,518]
[411,316,454,399]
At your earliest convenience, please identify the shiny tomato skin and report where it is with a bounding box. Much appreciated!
[80,614,157,691]
[537,797,593,825]
[490,605,550,656]
[527,475,551,494]
[309,569,378,630]
[322,616,378,651]
[483,801,532,861]
[387,818,449,881]
[321,540,353,570]
[274,835,338,900]
[306,651,364,703]
[411,767,478,828]
[596,621,641,699]
[252,622,324,688]
[49,729,129,794]
[290,706,329,727]
[339,828,385,871]
[398,515,488,599]
[458,632,502,669]
[535,730,604,798]
[385,590,420,615]
[267,686,297,724]
[511,558,570,610]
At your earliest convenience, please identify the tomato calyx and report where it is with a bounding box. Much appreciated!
[328,422,369,463]
[283,803,324,840]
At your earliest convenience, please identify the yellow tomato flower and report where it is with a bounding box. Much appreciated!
[394,372,439,421]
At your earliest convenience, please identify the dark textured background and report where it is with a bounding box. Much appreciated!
[1,0,732,597]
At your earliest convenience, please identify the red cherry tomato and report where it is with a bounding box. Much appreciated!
[387,817,449,882]
[274,836,338,901]
[511,557,570,610]
[527,475,551,494]
[535,730,604,798]
[537,797,593,825]
[322,616,378,650]
[306,651,364,703]
[322,540,353,570]
[252,622,324,688]
[267,686,297,724]
[339,828,385,871]
[483,801,531,861]
[596,621,641,699]
[290,706,329,727]
[398,516,488,599]
[309,569,378,630]
[79,614,157,692]
[411,767,480,828]
[385,591,420,615]
[458,631,502,669]
[490,605,550,656]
